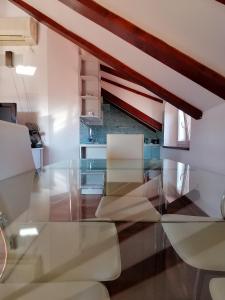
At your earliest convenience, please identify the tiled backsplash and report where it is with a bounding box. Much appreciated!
[80,103,162,144]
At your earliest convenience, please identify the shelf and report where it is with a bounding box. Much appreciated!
[79,48,102,125]
[80,115,98,118]
[81,95,98,100]
[80,115,103,125]
[81,75,98,80]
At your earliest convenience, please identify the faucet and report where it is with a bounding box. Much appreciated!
[88,127,94,143]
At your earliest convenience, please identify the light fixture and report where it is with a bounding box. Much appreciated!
[4,51,37,76]
[16,65,37,76]
[5,51,14,68]
[19,227,39,237]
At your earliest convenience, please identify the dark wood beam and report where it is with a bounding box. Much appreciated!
[102,89,162,131]
[101,65,202,119]
[59,0,225,102]
[101,64,143,86]
[108,103,157,133]
[101,77,163,104]
[216,0,225,4]
[10,0,202,119]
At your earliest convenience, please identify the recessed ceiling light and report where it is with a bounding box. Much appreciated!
[16,65,37,76]
[19,227,39,237]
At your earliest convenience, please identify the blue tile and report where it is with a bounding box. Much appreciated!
[80,103,162,159]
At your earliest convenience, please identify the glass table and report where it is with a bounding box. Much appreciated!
[0,159,225,299]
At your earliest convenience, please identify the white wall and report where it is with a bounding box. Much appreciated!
[0,29,49,152]
[47,30,80,163]
[163,103,178,146]
[0,0,26,17]
[0,0,80,164]
[161,102,225,175]
[101,78,163,123]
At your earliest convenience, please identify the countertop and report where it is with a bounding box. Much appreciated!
[80,144,107,147]
[80,143,160,147]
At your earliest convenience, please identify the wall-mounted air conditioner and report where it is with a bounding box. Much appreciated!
[0,17,38,46]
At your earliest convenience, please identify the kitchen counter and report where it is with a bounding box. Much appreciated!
[80,144,160,159]
[80,143,160,147]
[80,144,107,147]
[80,144,107,159]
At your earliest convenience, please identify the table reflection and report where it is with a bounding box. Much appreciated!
[1,159,225,299]
[0,282,110,300]
[0,159,225,224]
[2,222,121,283]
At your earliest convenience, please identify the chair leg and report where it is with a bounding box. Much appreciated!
[193,269,204,300]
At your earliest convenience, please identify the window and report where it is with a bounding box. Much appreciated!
[177,110,191,148]
[163,103,191,150]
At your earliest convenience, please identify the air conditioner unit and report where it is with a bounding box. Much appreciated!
[0,17,38,46]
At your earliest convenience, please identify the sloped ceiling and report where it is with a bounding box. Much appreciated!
[101,78,164,124]
[94,0,225,77]
[10,0,225,116]
[59,0,225,103]
[11,0,225,114]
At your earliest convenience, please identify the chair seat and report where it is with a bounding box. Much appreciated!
[4,222,121,283]
[0,282,110,300]
[162,214,225,271]
[106,159,144,196]
[96,196,161,222]
[209,278,225,300]
[162,214,221,222]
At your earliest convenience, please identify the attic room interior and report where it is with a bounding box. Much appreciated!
[0,0,225,299]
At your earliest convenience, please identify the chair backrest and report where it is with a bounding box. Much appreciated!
[107,134,144,160]
[0,121,34,181]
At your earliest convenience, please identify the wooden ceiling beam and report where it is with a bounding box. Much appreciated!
[102,89,162,131]
[10,0,202,119]
[215,0,225,4]
[59,0,225,101]
[101,64,142,86]
[101,77,163,104]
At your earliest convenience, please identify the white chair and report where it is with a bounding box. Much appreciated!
[3,222,121,283]
[106,134,144,196]
[209,278,225,300]
[162,214,225,271]
[0,121,34,181]
[95,175,161,222]
[96,134,161,221]
[106,159,144,196]
[0,282,110,300]
[107,134,144,160]
[162,214,225,299]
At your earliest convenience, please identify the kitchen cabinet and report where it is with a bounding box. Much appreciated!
[32,148,43,169]
[80,144,107,159]
[80,144,160,159]
[80,171,105,195]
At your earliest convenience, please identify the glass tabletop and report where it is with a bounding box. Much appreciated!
[0,158,225,223]
[0,159,225,299]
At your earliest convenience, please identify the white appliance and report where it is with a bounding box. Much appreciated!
[0,17,38,46]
